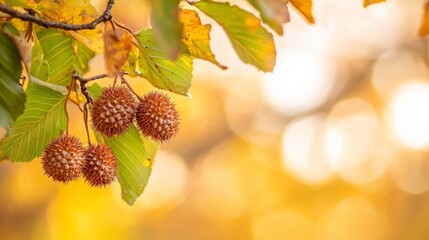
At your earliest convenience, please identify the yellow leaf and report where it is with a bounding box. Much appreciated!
[66,28,103,53]
[38,0,103,53]
[5,0,103,53]
[289,0,314,23]
[179,9,226,70]
[419,1,429,37]
[104,28,133,77]
[363,0,386,7]
[10,18,26,32]
[34,0,97,24]
[1,4,29,32]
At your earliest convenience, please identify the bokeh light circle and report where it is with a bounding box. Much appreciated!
[325,98,385,185]
[282,114,334,185]
[262,50,336,116]
[372,49,427,101]
[387,82,429,149]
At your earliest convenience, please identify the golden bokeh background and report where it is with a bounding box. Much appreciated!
[2,0,429,239]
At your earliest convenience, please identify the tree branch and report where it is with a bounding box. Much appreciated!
[0,0,114,31]
[72,73,108,83]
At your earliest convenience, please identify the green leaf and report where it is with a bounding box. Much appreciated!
[128,29,193,96]
[4,0,34,8]
[2,22,20,36]
[148,0,183,60]
[195,0,276,72]
[87,82,103,98]
[87,83,160,205]
[0,83,67,162]
[247,0,290,35]
[0,26,25,128]
[103,126,159,205]
[31,29,95,86]
[142,137,160,164]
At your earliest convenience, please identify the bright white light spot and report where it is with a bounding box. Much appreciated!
[325,98,383,185]
[325,127,344,170]
[316,0,409,58]
[262,50,336,116]
[388,82,429,149]
[282,114,334,185]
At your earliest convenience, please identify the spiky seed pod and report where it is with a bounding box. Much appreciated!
[42,135,85,183]
[136,91,180,142]
[82,144,117,187]
[91,86,136,137]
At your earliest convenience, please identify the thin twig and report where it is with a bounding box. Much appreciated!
[79,80,93,104]
[74,89,84,112]
[73,72,121,104]
[83,103,92,145]
[25,21,34,42]
[72,73,108,83]
[69,98,84,112]
[64,77,76,136]
[24,9,34,42]
[109,19,116,31]
[121,75,143,101]
[112,19,140,48]
[0,0,114,31]
[0,16,12,21]
[112,19,134,36]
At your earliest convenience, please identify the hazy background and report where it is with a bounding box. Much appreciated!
[1,0,429,239]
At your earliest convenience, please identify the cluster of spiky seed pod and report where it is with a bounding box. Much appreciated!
[92,86,180,141]
[41,86,180,185]
[42,135,117,186]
